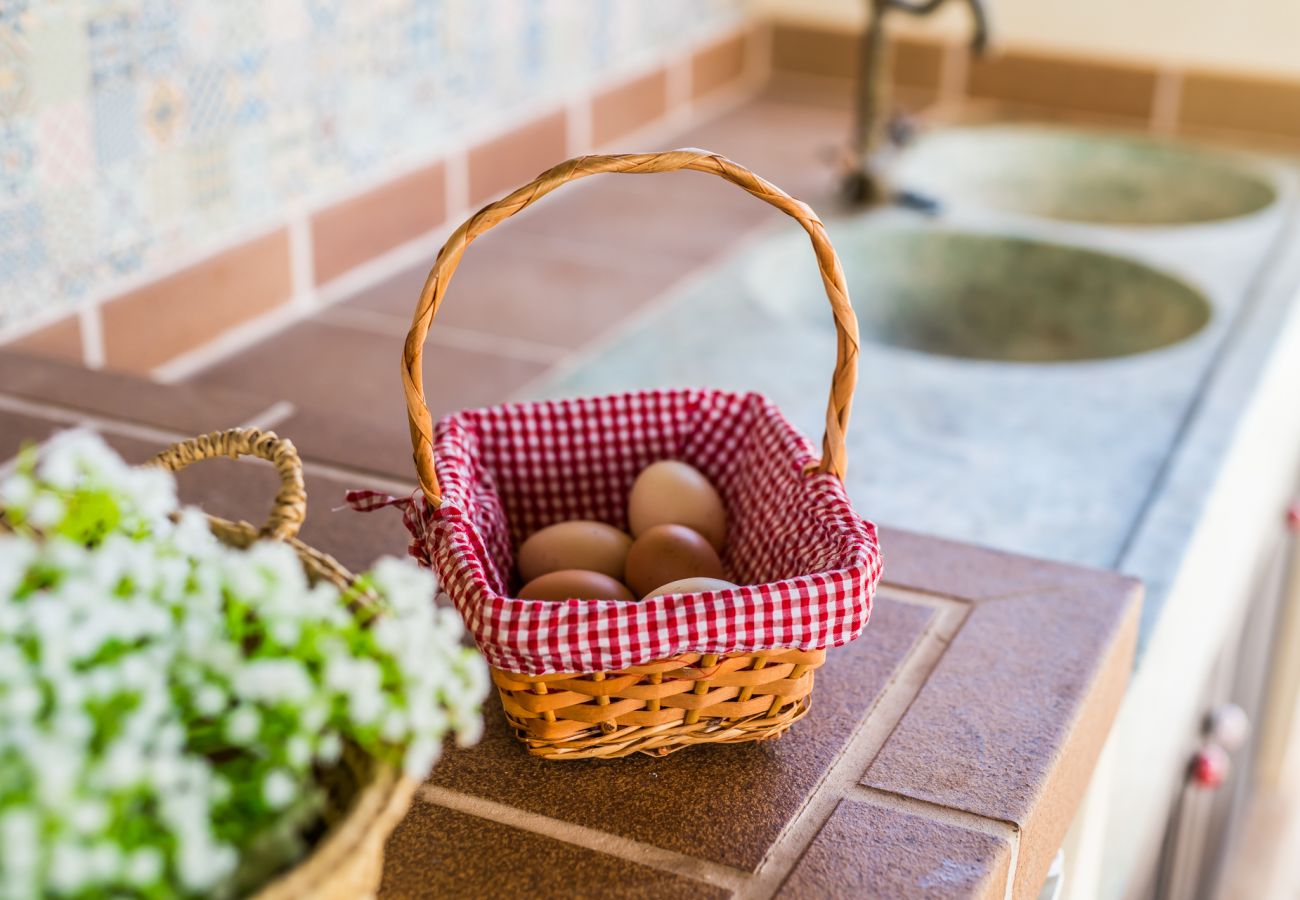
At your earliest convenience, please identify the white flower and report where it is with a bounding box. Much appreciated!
[224,706,261,745]
[0,473,34,508]
[262,770,297,810]
[125,847,163,886]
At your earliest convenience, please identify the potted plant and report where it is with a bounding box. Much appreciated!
[0,428,487,898]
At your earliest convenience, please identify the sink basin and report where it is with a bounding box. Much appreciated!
[748,228,1212,362]
[895,125,1277,225]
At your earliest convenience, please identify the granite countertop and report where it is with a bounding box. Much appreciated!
[0,353,1138,898]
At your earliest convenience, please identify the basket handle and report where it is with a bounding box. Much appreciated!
[147,428,307,541]
[403,148,861,505]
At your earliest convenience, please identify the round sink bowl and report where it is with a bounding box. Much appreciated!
[895,125,1277,225]
[749,229,1211,363]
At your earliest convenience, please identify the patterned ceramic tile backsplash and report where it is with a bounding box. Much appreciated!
[0,0,744,332]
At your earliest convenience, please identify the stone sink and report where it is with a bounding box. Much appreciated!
[745,227,1212,363]
[894,124,1278,225]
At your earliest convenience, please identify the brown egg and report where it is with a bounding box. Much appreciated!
[624,524,725,599]
[516,520,632,583]
[627,461,727,551]
[517,570,635,602]
[643,577,739,599]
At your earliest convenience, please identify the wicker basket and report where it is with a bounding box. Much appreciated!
[147,429,416,899]
[389,149,879,761]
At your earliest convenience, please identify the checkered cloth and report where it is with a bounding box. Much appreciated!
[348,389,881,675]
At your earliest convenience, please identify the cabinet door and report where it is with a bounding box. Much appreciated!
[1149,525,1292,900]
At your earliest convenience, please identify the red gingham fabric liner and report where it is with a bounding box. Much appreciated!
[349,388,881,675]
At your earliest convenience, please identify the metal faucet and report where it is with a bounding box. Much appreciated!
[842,0,991,205]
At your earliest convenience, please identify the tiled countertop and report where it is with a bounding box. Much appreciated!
[0,351,1138,898]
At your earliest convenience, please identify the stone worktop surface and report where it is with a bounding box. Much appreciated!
[0,351,1138,898]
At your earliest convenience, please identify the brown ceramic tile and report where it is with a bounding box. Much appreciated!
[101,229,293,374]
[104,434,412,573]
[337,228,678,351]
[778,799,1011,900]
[0,408,61,465]
[673,97,849,208]
[9,314,84,364]
[273,405,416,483]
[967,49,1157,121]
[381,798,729,899]
[864,553,1141,899]
[878,525,1140,603]
[1179,70,1300,141]
[692,32,747,100]
[187,319,547,433]
[469,110,569,206]
[593,68,670,147]
[312,162,447,285]
[509,168,771,267]
[770,24,942,91]
[771,23,856,80]
[428,596,938,871]
[892,36,946,91]
[0,350,271,436]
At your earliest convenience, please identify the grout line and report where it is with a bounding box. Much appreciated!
[666,51,695,132]
[288,215,317,309]
[238,400,297,431]
[566,93,594,156]
[321,305,565,365]
[1150,68,1184,135]
[850,785,1021,900]
[742,595,973,899]
[79,304,106,370]
[419,784,751,894]
[444,148,471,225]
[939,41,971,106]
[746,21,774,87]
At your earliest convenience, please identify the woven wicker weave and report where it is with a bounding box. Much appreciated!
[401,150,863,760]
[148,429,416,898]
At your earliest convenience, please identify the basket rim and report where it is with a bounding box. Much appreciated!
[414,387,883,676]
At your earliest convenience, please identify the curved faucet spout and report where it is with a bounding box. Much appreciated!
[844,0,993,205]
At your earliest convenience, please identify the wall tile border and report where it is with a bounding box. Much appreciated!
[1,21,763,377]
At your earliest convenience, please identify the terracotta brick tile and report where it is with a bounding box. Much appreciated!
[771,24,856,80]
[778,799,1011,899]
[692,32,747,99]
[312,162,447,285]
[892,36,946,90]
[381,798,730,899]
[593,67,670,147]
[9,314,84,365]
[101,230,293,375]
[770,24,943,91]
[469,111,569,206]
[1179,70,1300,141]
[968,49,1157,120]
[427,596,938,871]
